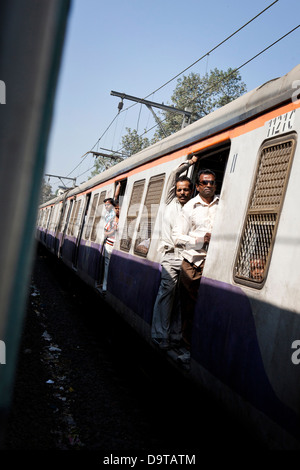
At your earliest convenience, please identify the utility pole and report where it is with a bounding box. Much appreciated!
[45,173,76,188]
[90,147,128,160]
[110,91,192,136]
[90,148,129,170]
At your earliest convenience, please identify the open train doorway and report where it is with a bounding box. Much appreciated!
[115,179,127,208]
[190,142,231,197]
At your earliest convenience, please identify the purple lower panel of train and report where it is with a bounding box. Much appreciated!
[108,250,161,325]
[76,239,103,280]
[193,277,300,438]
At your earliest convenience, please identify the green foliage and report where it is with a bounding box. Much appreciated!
[121,128,150,156]
[89,154,124,178]
[153,67,247,140]
[40,178,55,203]
[90,67,247,176]
[89,129,150,178]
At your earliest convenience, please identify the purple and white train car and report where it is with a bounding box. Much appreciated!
[36,64,300,449]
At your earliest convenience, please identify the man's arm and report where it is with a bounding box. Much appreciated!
[165,155,198,205]
[114,182,121,200]
[172,207,193,247]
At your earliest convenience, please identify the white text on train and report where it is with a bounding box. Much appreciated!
[266,110,295,138]
[291,340,300,365]
[0,341,6,364]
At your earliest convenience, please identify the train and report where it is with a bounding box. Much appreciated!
[36,63,300,449]
[0,0,71,445]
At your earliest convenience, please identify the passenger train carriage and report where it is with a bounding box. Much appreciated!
[36,64,300,449]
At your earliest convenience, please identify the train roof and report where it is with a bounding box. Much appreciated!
[41,63,300,208]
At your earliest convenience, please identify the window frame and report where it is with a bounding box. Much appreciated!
[90,190,107,242]
[120,179,146,253]
[84,192,99,240]
[233,133,297,288]
[133,173,165,258]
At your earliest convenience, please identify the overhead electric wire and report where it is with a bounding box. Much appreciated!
[66,21,299,182]
[65,111,120,177]
[64,0,282,181]
[90,111,120,153]
[118,0,279,113]
[69,14,298,184]
[184,23,300,110]
[112,23,300,155]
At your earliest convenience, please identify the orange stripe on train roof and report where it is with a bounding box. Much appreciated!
[65,100,300,200]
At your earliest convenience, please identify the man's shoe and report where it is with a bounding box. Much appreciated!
[169,339,181,349]
[177,351,191,364]
[152,337,162,346]
[159,339,171,350]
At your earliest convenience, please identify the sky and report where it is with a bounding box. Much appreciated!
[44,0,300,192]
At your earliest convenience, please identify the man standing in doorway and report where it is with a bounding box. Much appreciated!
[151,175,193,350]
[173,169,219,363]
[102,198,117,292]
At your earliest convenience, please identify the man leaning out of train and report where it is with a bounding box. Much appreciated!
[151,155,198,351]
[173,169,219,364]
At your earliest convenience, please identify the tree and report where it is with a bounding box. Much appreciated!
[40,178,55,203]
[152,67,247,140]
[90,154,124,178]
[89,128,150,178]
[90,67,247,176]
[120,128,150,157]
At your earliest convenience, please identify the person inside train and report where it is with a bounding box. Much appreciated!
[114,181,121,203]
[135,238,150,255]
[249,256,265,281]
[114,200,120,226]
[173,169,219,364]
[103,198,116,226]
[151,175,193,350]
[135,155,198,259]
[102,199,119,292]
[164,153,198,205]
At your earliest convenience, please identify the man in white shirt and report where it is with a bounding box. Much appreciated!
[173,169,219,363]
[151,174,194,350]
[164,154,198,205]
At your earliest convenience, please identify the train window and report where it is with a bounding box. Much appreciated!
[120,179,145,252]
[39,210,44,227]
[51,204,60,232]
[115,179,127,205]
[68,200,82,236]
[190,142,230,196]
[74,200,83,236]
[85,193,99,239]
[90,190,106,241]
[134,174,165,257]
[234,134,297,288]
[60,199,72,233]
[43,209,48,228]
[67,201,76,235]
[46,207,53,231]
[44,209,49,228]
[57,201,68,233]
